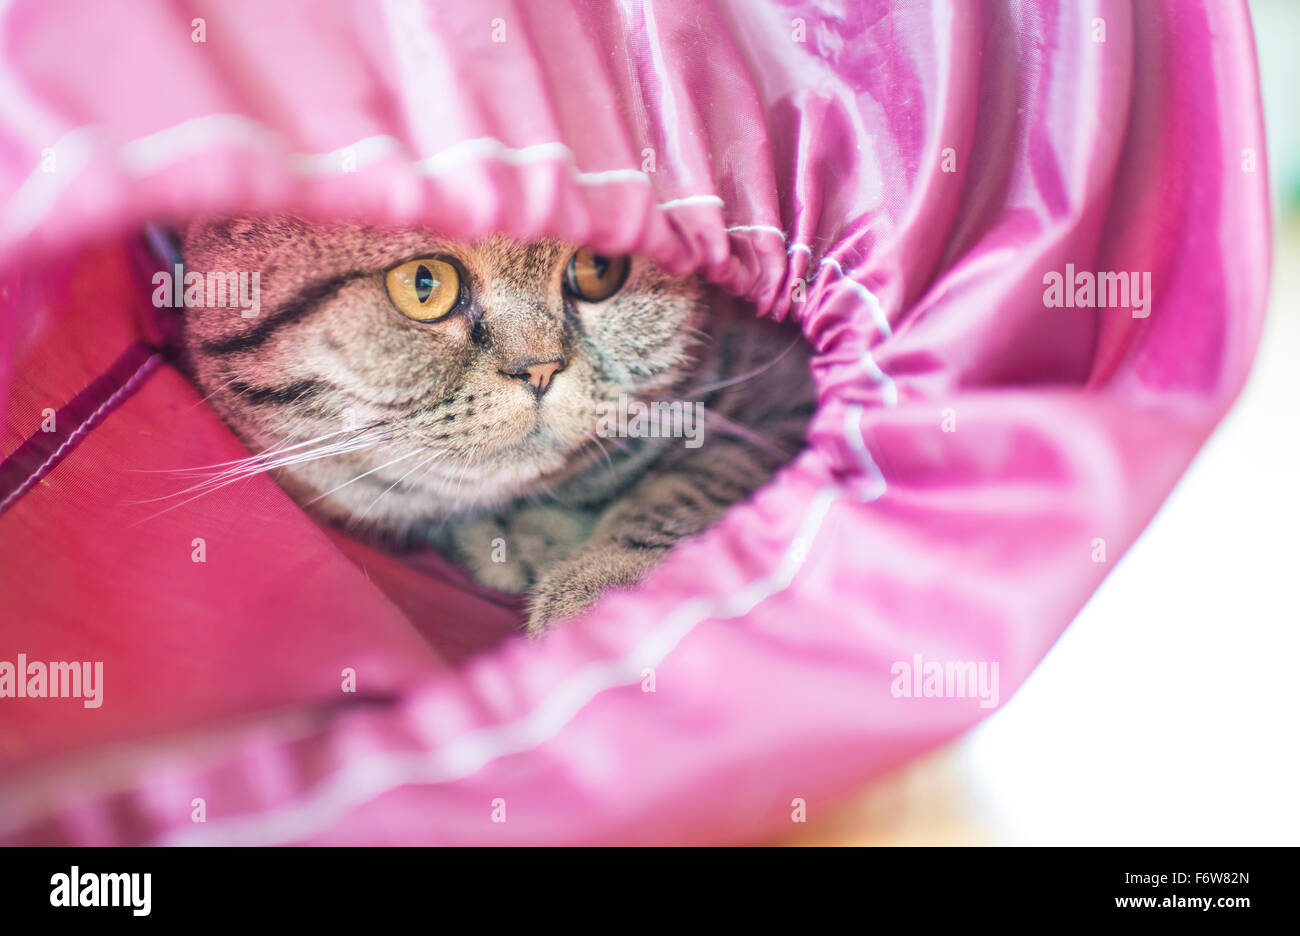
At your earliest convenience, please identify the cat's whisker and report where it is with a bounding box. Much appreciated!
[136,424,377,475]
[404,448,482,534]
[601,433,634,454]
[180,371,248,414]
[528,480,562,506]
[129,428,396,508]
[682,325,715,346]
[126,435,399,525]
[214,433,397,484]
[583,431,617,479]
[301,445,427,507]
[446,442,483,500]
[700,409,793,460]
[137,434,388,501]
[685,334,803,396]
[355,448,452,521]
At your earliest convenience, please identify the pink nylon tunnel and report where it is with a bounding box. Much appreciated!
[0,0,1270,843]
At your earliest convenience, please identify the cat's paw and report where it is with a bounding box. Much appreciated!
[445,516,531,593]
[448,506,591,596]
[525,547,661,636]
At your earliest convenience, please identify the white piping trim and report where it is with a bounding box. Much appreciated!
[767,240,894,341]
[0,115,726,237]
[418,137,564,173]
[119,114,280,175]
[844,403,889,501]
[726,224,787,237]
[657,194,725,210]
[859,351,900,407]
[0,127,98,242]
[574,167,655,185]
[412,136,654,187]
[0,0,67,151]
[724,232,893,343]
[286,134,404,175]
[821,257,892,338]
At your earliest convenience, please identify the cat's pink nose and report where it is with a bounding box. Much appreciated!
[503,359,564,398]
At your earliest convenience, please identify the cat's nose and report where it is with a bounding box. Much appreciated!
[502,359,565,398]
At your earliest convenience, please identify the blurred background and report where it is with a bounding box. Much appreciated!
[787,0,1300,845]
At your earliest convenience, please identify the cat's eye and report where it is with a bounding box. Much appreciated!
[385,258,462,322]
[564,248,630,303]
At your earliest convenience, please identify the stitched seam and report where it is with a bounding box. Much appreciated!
[0,353,159,514]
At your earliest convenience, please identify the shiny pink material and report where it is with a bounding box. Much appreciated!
[0,1,1270,843]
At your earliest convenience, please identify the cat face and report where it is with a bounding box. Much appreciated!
[179,216,708,536]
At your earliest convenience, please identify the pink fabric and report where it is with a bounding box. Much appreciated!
[0,0,1269,843]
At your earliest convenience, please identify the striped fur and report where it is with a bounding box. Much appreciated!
[179,216,813,632]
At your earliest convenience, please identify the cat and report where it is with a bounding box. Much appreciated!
[177,216,813,633]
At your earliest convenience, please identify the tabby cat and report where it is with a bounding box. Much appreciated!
[177,216,813,632]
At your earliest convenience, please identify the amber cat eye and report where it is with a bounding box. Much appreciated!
[385,258,462,321]
[564,248,630,302]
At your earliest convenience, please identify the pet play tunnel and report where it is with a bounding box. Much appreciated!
[0,0,1270,843]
